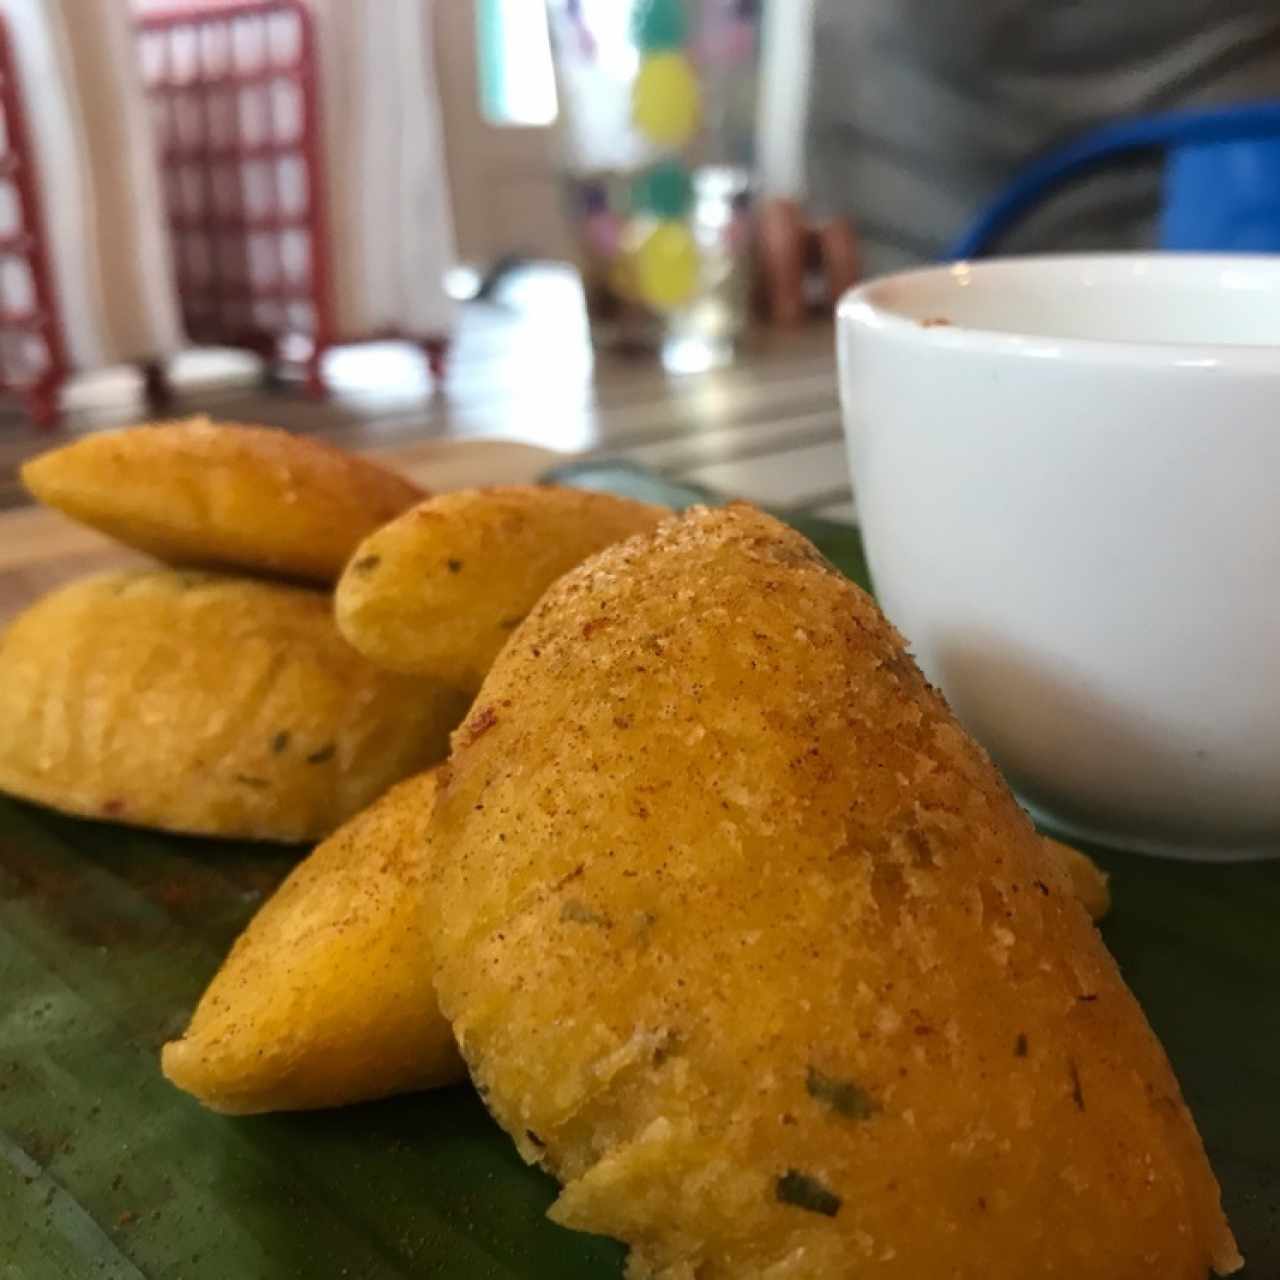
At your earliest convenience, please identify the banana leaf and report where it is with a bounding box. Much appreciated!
[2,466,1276,1277]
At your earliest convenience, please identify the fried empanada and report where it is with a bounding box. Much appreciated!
[1044,835,1110,922]
[0,570,467,841]
[427,504,1238,1279]
[163,769,462,1113]
[335,486,666,689]
[21,418,423,584]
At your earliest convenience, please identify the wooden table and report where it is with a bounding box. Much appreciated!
[0,279,846,627]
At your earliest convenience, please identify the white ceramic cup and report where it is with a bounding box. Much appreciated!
[837,254,1280,861]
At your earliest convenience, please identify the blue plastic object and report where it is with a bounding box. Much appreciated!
[1163,136,1280,251]
[946,101,1280,259]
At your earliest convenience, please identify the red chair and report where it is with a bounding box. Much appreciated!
[0,10,68,426]
[137,0,448,396]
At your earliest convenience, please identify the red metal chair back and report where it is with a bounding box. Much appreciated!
[0,10,67,425]
[136,0,333,381]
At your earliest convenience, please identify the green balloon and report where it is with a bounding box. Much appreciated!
[633,161,693,219]
[632,0,687,51]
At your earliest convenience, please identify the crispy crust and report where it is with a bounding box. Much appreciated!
[428,503,1239,1279]
[21,418,424,584]
[163,769,463,1113]
[0,570,467,841]
[335,486,667,689]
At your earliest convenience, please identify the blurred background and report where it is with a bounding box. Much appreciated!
[3,0,1280,518]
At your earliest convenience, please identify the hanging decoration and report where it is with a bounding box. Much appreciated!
[631,160,693,220]
[633,219,700,310]
[631,49,701,147]
[631,0,687,51]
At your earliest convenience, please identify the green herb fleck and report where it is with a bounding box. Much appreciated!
[525,1129,545,1148]
[806,1067,878,1120]
[306,744,336,765]
[560,899,607,927]
[271,730,291,754]
[776,1170,842,1218]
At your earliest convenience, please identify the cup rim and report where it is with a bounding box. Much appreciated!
[837,252,1280,371]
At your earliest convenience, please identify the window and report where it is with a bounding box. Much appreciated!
[476,0,557,126]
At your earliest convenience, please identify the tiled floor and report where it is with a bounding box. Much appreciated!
[0,266,852,520]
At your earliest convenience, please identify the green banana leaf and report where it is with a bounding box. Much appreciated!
[2,465,1276,1277]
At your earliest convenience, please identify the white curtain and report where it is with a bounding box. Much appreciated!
[0,0,182,370]
[307,0,455,338]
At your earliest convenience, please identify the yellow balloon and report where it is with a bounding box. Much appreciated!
[634,221,700,311]
[631,52,701,147]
